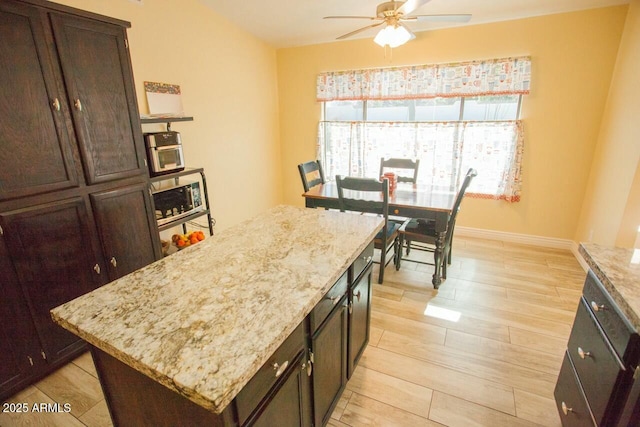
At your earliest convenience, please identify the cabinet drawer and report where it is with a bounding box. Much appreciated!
[309,272,348,334]
[235,322,305,426]
[567,298,626,424]
[350,241,374,283]
[554,352,595,427]
[582,270,636,361]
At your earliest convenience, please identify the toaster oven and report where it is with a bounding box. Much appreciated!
[144,131,185,176]
[152,180,202,226]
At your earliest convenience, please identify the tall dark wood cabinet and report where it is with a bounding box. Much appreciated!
[0,0,160,401]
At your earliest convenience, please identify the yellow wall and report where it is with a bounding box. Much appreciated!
[576,0,640,247]
[53,0,282,231]
[277,7,628,240]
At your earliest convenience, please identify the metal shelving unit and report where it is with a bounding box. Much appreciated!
[150,167,214,236]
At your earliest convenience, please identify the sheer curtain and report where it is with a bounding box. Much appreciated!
[318,120,524,202]
[316,56,530,202]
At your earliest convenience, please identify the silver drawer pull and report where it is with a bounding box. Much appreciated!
[74,98,82,111]
[52,98,60,111]
[110,257,117,267]
[590,301,606,312]
[577,347,591,359]
[353,290,361,302]
[93,264,101,275]
[364,255,372,263]
[561,401,573,415]
[328,295,341,305]
[272,360,289,378]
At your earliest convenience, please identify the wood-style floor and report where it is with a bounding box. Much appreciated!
[0,235,584,426]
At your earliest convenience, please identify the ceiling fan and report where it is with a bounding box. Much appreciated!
[324,0,471,47]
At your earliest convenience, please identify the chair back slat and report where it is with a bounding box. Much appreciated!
[298,160,325,192]
[380,158,420,183]
[445,168,477,242]
[336,175,389,222]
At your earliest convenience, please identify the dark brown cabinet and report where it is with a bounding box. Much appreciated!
[50,12,146,185]
[311,295,349,427]
[90,183,158,280]
[348,263,373,376]
[0,0,160,401]
[0,1,79,201]
[554,271,640,426]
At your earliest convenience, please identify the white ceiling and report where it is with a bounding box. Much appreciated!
[199,0,629,48]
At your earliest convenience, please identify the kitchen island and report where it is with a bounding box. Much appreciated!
[51,205,383,426]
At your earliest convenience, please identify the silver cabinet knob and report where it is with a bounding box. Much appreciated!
[74,99,82,111]
[93,264,101,275]
[577,347,591,359]
[590,301,606,312]
[353,290,361,302]
[110,257,117,267]
[52,98,60,111]
[272,360,289,378]
[561,401,572,415]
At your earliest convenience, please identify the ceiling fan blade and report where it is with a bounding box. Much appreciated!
[399,21,417,39]
[323,16,379,20]
[337,21,385,40]
[395,0,432,16]
[409,14,472,23]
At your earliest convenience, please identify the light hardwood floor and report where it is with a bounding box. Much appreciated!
[1,236,583,426]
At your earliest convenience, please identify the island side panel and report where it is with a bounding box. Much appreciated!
[90,346,237,427]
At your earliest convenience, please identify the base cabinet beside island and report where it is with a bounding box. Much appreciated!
[554,244,640,427]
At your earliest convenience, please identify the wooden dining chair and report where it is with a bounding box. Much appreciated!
[336,175,403,284]
[379,158,420,183]
[396,168,478,282]
[298,160,326,192]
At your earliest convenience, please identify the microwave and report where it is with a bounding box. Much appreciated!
[144,131,185,176]
[152,180,203,226]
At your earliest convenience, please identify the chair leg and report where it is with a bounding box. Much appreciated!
[395,234,403,271]
[448,244,453,265]
[378,244,385,284]
[405,238,411,255]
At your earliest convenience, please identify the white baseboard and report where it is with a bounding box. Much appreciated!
[455,226,589,272]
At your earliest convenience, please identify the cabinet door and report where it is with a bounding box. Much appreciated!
[250,351,312,427]
[90,183,160,280]
[50,13,146,185]
[349,265,372,377]
[0,1,78,201]
[0,198,107,364]
[0,237,42,401]
[311,298,348,427]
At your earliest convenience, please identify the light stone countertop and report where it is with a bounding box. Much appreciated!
[579,243,640,333]
[51,205,383,414]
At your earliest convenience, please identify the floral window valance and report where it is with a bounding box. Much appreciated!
[316,56,531,102]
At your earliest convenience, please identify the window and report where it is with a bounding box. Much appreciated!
[316,57,530,202]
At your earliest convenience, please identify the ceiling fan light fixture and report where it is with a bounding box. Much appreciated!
[373,23,415,48]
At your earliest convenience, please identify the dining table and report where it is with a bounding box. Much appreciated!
[302,181,457,288]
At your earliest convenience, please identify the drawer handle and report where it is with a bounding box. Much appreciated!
[353,290,361,302]
[110,257,117,267]
[272,360,289,378]
[328,295,341,305]
[577,347,591,359]
[93,263,101,275]
[364,255,372,263]
[561,401,573,415]
[590,301,606,312]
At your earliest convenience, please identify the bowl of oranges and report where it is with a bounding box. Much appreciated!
[171,231,206,250]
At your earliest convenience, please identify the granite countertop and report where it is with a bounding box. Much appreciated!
[51,205,383,414]
[579,243,640,332]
